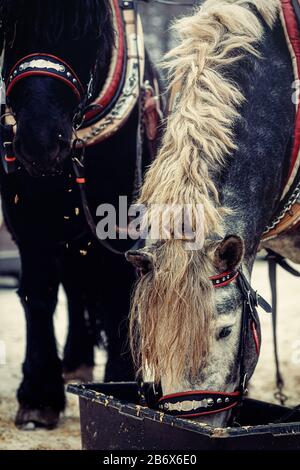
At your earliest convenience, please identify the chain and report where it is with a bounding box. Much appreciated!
[262,182,300,235]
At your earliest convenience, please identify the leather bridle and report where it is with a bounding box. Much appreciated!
[154,268,272,420]
[0,48,99,174]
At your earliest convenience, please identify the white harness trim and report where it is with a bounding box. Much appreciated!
[75,3,145,146]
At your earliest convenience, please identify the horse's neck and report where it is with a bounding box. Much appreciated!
[219,16,295,267]
[261,230,300,264]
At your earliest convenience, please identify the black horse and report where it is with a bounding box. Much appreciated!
[0,0,161,428]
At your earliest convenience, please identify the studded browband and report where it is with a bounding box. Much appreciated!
[6,53,85,102]
[156,268,272,419]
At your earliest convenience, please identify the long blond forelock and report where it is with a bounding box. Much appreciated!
[130,240,216,383]
[131,0,279,383]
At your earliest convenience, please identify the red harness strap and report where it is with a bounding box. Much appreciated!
[281,0,300,183]
[209,270,239,288]
[83,0,126,124]
[4,156,16,162]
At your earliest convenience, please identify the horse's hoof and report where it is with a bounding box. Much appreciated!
[15,405,60,430]
[63,364,94,383]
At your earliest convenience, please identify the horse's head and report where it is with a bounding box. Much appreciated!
[127,235,261,427]
[0,0,113,176]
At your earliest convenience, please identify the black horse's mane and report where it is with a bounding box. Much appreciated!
[0,0,114,44]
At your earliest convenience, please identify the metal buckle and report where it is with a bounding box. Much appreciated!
[241,373,248,395]
[247,291,254,313]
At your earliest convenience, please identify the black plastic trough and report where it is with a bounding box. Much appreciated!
[68,382,300,450]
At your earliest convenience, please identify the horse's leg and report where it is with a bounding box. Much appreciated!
[60,248,96,383]
[15,243,64,429]
[98,248,136,381]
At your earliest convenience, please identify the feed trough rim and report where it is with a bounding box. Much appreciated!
[67,382,300,440]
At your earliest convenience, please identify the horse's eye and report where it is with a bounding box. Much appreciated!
[218,327,232,340]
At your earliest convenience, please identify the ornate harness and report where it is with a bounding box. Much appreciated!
[262,0,300,241]
[0,0,162,173]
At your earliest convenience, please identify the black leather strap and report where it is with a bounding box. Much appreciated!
[266,249,290,405]
[237,268,272,314]
[6,54,85,102]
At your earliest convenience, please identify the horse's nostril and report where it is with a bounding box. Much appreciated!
[59,139,71,153]
[46,143,60,160]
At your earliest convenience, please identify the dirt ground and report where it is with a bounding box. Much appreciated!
[0,258,300,450]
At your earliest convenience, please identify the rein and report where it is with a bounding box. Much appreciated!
[151,268,272,420]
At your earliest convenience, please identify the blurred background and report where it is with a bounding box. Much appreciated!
[139,0,196,63]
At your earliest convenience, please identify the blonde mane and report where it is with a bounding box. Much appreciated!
[130,0,279,383]
[139,0,278,234]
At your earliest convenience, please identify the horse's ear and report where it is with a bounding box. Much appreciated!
[213,235,244,272]
[126,249,154,275]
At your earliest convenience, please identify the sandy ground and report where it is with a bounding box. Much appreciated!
[0,259,300,450]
